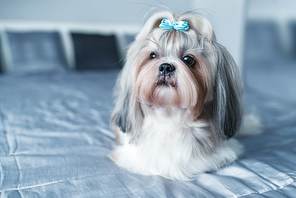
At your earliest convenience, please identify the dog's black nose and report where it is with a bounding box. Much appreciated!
[159,63,175,76]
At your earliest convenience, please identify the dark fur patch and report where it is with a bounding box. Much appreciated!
[211,43,243,139]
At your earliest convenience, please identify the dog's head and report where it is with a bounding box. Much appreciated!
[112,11,243,141]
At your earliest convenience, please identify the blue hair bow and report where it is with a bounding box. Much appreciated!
[159,18,189,31]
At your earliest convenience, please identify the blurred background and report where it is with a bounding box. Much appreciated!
[0,0,295,102]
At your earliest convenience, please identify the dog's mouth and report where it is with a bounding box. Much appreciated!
[156,75,176,88]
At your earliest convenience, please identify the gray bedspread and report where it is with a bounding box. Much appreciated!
[0,70,295,197]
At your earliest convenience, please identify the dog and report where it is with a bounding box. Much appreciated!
[110,11,245,180]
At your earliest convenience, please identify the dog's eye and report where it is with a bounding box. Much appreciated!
[150,53,157,60]
[182,56,195,67]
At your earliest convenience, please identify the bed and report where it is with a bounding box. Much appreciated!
[0,22,296,197]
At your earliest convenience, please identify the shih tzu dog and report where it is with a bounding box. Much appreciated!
[110,11,245,180]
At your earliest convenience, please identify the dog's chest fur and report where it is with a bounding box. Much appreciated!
[112,108,243,180]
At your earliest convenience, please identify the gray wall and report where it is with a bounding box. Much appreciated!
[0,0,191,24]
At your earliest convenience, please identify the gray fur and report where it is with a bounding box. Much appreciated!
[210,42,243,139]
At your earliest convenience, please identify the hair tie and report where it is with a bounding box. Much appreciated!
[159,18,189,31]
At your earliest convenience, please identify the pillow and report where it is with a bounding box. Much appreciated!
[6,31,66,74]
[245,21,281,61]
[0,36,3,74]
[71,33,121,70]
[290,21,296,58]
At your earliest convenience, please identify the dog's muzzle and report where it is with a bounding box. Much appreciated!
[159,63,175,76]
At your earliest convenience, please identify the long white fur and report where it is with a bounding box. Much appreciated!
[112,108,243,180]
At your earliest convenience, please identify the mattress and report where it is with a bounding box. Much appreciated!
[0,70,295,197]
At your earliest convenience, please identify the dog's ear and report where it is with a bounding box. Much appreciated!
[111,86,132,134]
[111,71,143,139]
[210,42,243,139]
[111,43,144,142]
[135,11,174,40]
